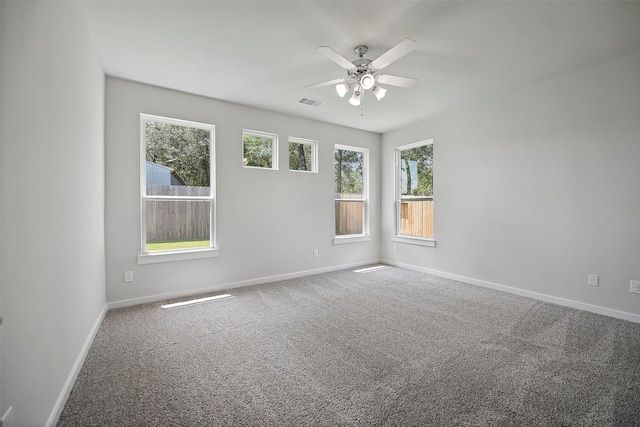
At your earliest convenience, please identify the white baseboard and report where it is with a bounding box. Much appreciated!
[46,304,108,427]
[108,259,382,309]
[383,259,640,324]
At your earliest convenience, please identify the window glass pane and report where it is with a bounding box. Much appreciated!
[399,143,433,238]
[334,149,363,196]
[289,141,313,171]
[243,133,274,168]
[400,200,433,238]
[145,121,211,191]
[145,200,211,252]
[334,147,366,237]
[335,200,363,235]
[400,144,432,197]
[141,115,215,255]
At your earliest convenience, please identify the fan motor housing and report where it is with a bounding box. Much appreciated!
[348,59,373,79]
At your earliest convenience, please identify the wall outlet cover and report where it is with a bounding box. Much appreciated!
[588,274,599,287]
[630,280,640,294]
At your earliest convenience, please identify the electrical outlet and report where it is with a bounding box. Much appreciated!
[392,244,398,252]
[124,271,134,282]
[588,274,599,287]
[313,249,319,258]
[630,280,640,294]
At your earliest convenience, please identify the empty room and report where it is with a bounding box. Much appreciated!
[1,1,640,426]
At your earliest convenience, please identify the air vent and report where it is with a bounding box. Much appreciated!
[297,97,323,107]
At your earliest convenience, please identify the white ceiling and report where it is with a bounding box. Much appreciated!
[80,1,640,133]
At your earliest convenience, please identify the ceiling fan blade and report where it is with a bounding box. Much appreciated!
[304,77,346,89]
[371,38,418,71]
[317,46,355,70]
[377,74,420,88]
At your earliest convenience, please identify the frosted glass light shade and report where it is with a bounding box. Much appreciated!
[372,85,387,100]
[335,82,351,97]
[349,90,361,106]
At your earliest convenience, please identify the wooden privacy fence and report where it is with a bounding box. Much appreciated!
[146,185,210,242]
[335,193,364,235]
[400,197,433,238]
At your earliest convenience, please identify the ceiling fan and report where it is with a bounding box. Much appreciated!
[305,38,419,107]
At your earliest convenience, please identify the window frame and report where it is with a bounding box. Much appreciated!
[392,139,435,247]
[242,129,279,170]
[138,114,218,264]
[288,136,318,173]
[333,144,371,244]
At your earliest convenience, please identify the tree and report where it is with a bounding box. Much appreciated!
[243,135,273,168]
[334,149,363,196]
[288,142,312,171]
[400,144,432,197]
[145,121,210,187]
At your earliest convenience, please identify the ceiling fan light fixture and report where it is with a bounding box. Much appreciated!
[360,73,375,90]
[373,85,387,101]
[335,82,351,97]
[349,90,361,106]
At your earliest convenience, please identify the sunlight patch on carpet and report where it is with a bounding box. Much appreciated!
[354,265,391,273]
[161,294,234,309]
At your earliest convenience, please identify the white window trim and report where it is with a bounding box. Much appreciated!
[288,136,318,173]
[139,114,217,264]
[334,144,369,240]
[333,235,372,245]
[393,138,435,244]
[138,247,219,264]
[391,235,436,247]
[242,129,279,170]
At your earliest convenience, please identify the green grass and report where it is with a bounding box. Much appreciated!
[146,239,210,252]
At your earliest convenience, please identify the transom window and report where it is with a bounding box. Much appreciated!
[334,145,368,238]
[394,140,434,243]
[243,130,278,170]
[289,137,317,173]
[140,114,216,259]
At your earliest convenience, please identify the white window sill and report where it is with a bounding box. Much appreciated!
[137,247,219,265]
[391,235,436,247]
[288,168,318,174]
[333,235,372,245]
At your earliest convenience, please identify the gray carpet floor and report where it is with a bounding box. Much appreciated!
[58,265,640,426]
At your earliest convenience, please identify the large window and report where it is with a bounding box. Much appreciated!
[289,137,317,173]
[394,140,434,244]
[243,130,278,169]
[334,145,369,241]
[139,114,216,263]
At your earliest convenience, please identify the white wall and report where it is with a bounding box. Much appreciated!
[105,78,380,306]
[0,2,106,426]
[382,51,640,319]
[0,0,3,418]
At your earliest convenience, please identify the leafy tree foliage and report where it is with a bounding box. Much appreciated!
[145,121,210,187]
[289,142,312,171]
[243,135,273,168]
[335,149,363,196]
[401,144,433,197]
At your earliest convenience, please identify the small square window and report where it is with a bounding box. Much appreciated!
[243,130,278,169]
[289,137,317,173]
